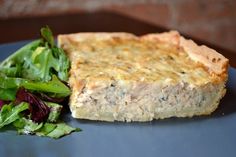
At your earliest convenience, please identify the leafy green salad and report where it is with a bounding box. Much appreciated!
[0,26,81,139]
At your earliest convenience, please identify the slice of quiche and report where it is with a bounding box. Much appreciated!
[58,31,229,122]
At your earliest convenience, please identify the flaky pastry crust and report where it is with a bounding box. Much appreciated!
[141,31,229,77]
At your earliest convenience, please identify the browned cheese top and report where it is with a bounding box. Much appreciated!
[60,35,221,86]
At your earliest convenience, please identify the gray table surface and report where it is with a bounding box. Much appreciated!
[0,41,236,157]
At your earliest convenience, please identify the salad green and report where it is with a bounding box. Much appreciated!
[0,26,81,139]
[0,102,28,128]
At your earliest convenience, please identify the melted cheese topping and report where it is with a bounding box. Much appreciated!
[65,38,217,85]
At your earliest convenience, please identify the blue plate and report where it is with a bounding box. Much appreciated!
[0,41,236,157]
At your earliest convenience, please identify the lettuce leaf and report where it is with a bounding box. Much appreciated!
[0,102,28,128]
[13,118,43,134]
[1,101,80,139]
[0,28,69,82]
[13,119,81,139]
[36,122,81,139]
[0,75,70,101]
[0,88,17,101]
[46,102,63,122]
[40,26,54,48]
[0,26,70,101]
[0,40,41,78]
[0,26,81,139]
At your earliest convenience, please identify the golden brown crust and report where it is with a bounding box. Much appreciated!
[58,31,229,81]
[141,31,229,76]
[59,31,229,77]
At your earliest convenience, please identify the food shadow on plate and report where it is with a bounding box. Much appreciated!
[212,67,236,117]
[66,114,216,128]
[0,125,16,132]
[211,86,236,117]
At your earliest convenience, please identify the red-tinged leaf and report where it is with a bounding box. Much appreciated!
[16,88,50,123]
[0,100,4,110]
